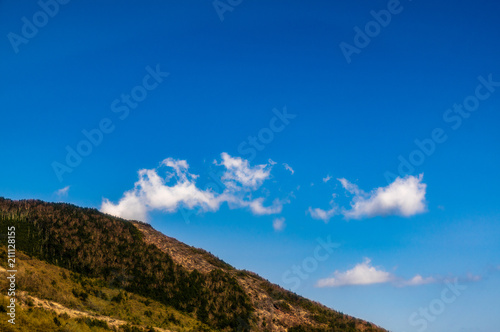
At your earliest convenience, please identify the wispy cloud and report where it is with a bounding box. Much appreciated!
[216,152,272,190]
[273,217,286,231]
[338,178,364,196]
[101,153,289,222]
[308,194,337,223]
[308,207,337,223]
[323,175,332,183]
[283,163,294,175]
[397,274,436,287]
[230,197,286,215]
[55,186,70,198]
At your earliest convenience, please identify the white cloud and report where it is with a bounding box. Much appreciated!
[101,153,289,222]
[217,152,272,190]
[223,195,285,215]
[338,178,363,196]
[323,175,332,183]
[101,190,149,221]
[101,159,219,221]
[135,168,219,212]
[309,174,427,221]
[307,193,337,223]
[397,275,436,286]
[308,207,337,223]
[316,258,438,288]
[249,198,284,215]
[55,186,70,198]
[283,163,294,175]
[341,174,427,219]
[163,158,191,180]
[273,217,285,231]
[316,258,393,287]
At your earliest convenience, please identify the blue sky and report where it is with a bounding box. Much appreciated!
[1,0,500,331]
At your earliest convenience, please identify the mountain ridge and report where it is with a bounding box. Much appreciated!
[0,197,387,332]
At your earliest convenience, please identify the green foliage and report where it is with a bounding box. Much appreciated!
[0,198,252,331]
[0,197,386,332]
[120,324,143,332]
[72,288,89,301]
[254,273,374,331]
[275,300,292,313]
[190,247,234,270]
[112,291,126,304]
[166,313,180,325]
[1,248,213,331]
[0,306,112,332]
[76,317,110,329]
[53,316,61,326]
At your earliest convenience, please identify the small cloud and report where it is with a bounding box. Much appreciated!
[273,217,286,231]
[55,186,70,198]
[316,258,440,288]
[308,207,337,223]
[308,194,337,223]
[464,273,481,282]
[309,175,427,222]
[246,197,285,215]
[316,258,394,287]
[338,178,363,196]
[323,175,332,183]
[340,174,427,219]
[283,163,294,175]
[396,274,436,287]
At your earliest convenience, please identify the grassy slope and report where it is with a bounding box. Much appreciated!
[0,198,252,331]
[0,246,215,332]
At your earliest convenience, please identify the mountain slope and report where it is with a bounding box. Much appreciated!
[0,198,387,332]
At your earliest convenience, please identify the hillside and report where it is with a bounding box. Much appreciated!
[0,198,387,332]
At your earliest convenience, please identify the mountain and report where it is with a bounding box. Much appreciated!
[0,198,387,332]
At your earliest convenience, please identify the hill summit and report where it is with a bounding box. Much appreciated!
[0,198,387,332]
